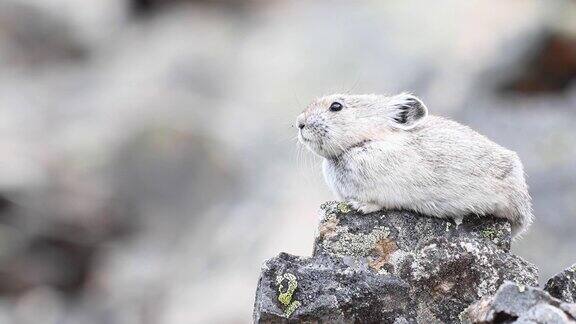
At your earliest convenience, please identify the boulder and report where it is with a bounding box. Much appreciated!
[254,253,411,323]
[545,264,576,303]
[253,202,539,323]
[463,281,576,323]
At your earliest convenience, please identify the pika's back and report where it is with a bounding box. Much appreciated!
[411,116,519,178]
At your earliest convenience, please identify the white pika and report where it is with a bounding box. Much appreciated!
[296,93,533,237]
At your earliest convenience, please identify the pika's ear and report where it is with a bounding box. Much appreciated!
[387,93,428,130]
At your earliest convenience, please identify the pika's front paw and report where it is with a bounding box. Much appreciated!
[349,200,382,214]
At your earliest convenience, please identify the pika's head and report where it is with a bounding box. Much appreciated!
[296,93,428,158]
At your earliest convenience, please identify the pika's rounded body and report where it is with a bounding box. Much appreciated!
[297,93,532,236]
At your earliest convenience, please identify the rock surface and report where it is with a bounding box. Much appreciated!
[545,264,576,303]
[253,202,539,323]
[463,281,576,323]
[254,253,411,323]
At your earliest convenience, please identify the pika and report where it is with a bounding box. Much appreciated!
[296,93,533,236]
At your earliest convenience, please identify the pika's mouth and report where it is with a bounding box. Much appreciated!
[298,129,312,143]
[345,139,371,151]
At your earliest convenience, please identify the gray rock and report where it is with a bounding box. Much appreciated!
[0,2,87,67]
[253,253,411,323]
[545,264,576,303]
[253,202,538,323]
[463,281,576,323]
[517,304,572,323]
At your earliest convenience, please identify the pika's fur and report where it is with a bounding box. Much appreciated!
[297,93,532,237]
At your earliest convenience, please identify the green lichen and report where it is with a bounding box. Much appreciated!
[481,228,498,240]
[323,227,391,257]
[276,273,301,317]
[284,300,301,317]
[337,202,351,214]
[276,273,297,305]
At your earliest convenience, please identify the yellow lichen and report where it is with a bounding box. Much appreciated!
[481,228,498,240]
[276,273,301,317]
[284,300,301,317]
[337,202,351,214]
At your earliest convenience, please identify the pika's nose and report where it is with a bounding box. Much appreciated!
[298,122,305,129]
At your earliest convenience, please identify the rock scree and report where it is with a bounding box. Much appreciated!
[253,202,541,323]
[544,264,576,304]
[463,281,576,323]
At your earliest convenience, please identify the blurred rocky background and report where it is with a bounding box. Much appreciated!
[0,0,574,323]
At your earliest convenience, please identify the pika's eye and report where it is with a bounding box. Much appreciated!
[329,102,343,112]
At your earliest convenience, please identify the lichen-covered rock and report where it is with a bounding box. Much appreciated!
[462,281,576,323]
[545,264,576,303]
[253,253,411,323]
[253,202,538,323]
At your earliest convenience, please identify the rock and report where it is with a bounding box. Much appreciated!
[0,2,87,67]
[545,264,576,303]
[500,32,576,95]
[253,202,538,323]
[463,281,576,323]
[253,253,411,323]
